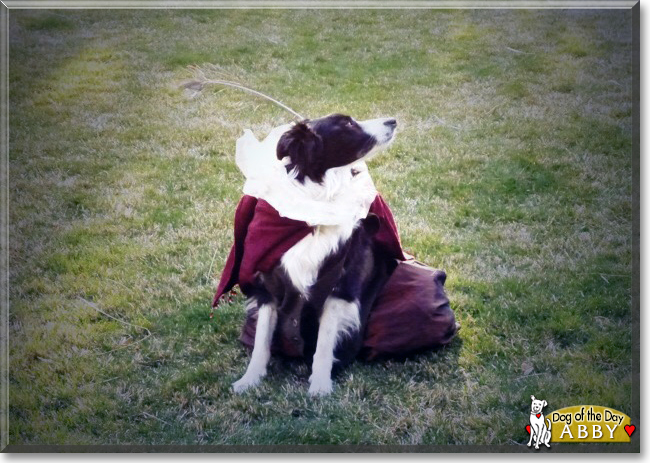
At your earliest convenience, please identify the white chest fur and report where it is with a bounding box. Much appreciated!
[280,221,356,297]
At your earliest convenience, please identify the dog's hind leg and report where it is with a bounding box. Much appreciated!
[309,297,360,396]
[233,302,278,393]
[527,424,534,447]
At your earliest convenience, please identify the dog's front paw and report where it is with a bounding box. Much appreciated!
[308,375,333,396]
[527,442,531,447]
[232,374,262,393]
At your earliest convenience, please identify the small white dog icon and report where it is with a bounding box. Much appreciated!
[527,395,551,449]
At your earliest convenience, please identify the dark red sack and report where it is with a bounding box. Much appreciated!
[359,260,458,360]
[240,260,458,360]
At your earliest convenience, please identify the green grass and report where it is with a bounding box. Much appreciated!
[9,9,634,446]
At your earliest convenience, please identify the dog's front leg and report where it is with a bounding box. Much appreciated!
[533,424,542,449]
[527,422,534,447]
[233,303,277,393]
[543,427,551,447]
[309,297,360,396]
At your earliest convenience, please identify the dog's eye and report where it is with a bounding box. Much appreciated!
[345,120,355,128]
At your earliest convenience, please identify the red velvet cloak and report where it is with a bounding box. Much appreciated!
[212,194,405,307]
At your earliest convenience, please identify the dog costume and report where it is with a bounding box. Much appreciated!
[212,126,458,359]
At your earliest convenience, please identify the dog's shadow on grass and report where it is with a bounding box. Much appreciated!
[370,335,464,366]
[360,335,465,382]
[263,334,465,394]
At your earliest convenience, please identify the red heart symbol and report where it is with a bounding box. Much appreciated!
[525,425,531,434]
[536,413,541,418]
[624,425,635,437]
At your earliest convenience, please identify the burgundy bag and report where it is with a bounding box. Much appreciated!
[359,260,458,360]
[240,260,458,360]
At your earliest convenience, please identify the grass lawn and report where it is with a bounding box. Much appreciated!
[8,9,634,446]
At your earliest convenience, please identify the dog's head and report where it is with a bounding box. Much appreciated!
[530,395,548,414]
[276,113,397,183]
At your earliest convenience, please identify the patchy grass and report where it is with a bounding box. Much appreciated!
[9,9,633,446]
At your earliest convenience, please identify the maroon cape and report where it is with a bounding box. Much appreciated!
[212,194,405,307]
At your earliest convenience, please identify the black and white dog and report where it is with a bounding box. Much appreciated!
[233,114,397,395]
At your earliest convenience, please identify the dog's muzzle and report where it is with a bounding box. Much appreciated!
[359,117,397,146]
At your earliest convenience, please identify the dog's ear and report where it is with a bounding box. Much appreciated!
[531,395,536,401]
[277,121,324,182]
[542,400,547,408]
[362,213,381,236]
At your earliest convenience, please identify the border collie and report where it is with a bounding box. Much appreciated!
[233,114,397,395]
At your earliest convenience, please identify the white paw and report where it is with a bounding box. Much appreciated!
[308,375,333,396]
[527,443,531,447]
[232,374,262,393]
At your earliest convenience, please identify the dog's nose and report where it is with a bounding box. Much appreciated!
[384,118,397,128]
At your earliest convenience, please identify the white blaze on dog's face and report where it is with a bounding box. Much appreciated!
[276,113,397,183]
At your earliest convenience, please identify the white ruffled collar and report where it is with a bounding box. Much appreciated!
[234,124,377,226]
